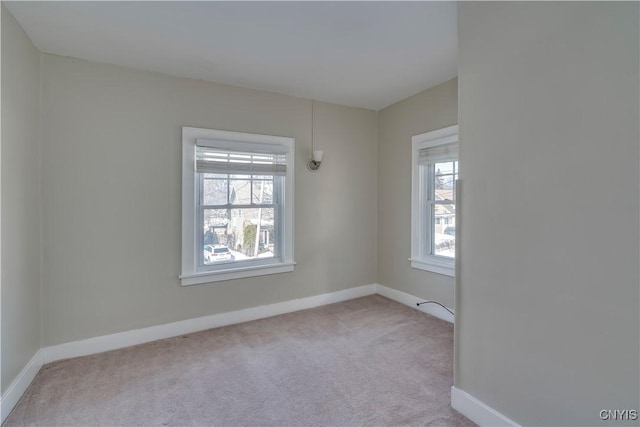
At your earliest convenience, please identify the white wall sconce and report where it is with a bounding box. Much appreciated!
[307,100,324,171]
[308,150,324,171]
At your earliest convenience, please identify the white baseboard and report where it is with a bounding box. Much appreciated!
[1,349,43,424]
[451,386,520,427]
[375,284,455,323]
[42,283,377,364]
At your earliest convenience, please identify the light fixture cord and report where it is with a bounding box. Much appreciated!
[311,100,314,153]
[416,300,455,315]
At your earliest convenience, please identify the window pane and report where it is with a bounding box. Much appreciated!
[234,207,276,260]
[434,162,455,201]
[433,203,455,258]
[203,179,228,205]
[202,207,276,265]
[229,180,251,204]
[252,180,273,204]
[435,161,454,176]
[434,183,455,202]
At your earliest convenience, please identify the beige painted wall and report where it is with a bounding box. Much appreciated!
[40,54,377,346]
[457,2,639,425]
[377,78,457,307]
[1,5,42,393]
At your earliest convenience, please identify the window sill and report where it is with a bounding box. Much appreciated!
[180,262,295,286]
[409,257,454,277]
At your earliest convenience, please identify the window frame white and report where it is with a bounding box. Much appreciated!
[180,126,295,286]
[410,125,458,277]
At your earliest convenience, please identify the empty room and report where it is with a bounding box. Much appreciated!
[1,2,638,426]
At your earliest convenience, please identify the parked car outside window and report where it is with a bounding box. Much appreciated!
[203,245,234,264]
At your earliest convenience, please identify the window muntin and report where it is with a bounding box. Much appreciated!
[181,127,294,286]
[410,125,458,277]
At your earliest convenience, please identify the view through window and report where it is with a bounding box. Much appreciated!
[430,161,457,258]
[200,172,280,266]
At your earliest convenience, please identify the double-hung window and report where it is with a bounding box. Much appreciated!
[410,125,458,277]
[181,127,294,286]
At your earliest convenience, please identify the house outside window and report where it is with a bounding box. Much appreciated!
[410,125,458,277]
[181,127,295,285]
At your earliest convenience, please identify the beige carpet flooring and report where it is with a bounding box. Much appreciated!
[4,295,475,427]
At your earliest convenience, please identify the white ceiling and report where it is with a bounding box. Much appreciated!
[5,1,457,111]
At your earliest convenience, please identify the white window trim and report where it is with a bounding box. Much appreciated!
[409,124,458,277]
[180,127,295,286]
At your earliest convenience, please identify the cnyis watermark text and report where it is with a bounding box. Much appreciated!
[599,409,638,421]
